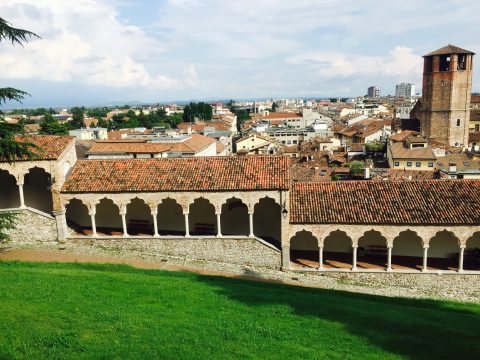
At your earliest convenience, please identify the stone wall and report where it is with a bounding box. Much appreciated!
[3,209,57,243]
[67,237,282,269]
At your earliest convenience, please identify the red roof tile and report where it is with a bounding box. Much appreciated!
[62,156,290,193]
[2,135,75,162]
[290,180,480,225]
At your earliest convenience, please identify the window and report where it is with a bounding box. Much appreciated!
[394,161,400,167]
[439,55,450,71]
[428,162,434,167]
[416,162,421,167]
[406,162,412,167]
[457,119,461,127]
[475,125,479,132]
[458,54,467,71]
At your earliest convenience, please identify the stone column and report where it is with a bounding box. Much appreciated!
[318,245,324,270]
[53,209,68,243]
[248,210,254,238]
[184,212,190,237]
[352,245,358,271]
[89,208,97,237]
[387,246,393,272]
[151,209,159,237]
[17,180,26,209]
[459,245,465,273]
[120,206,128,237]
[216,212,222,237]
[422,246,429,272]
[282,245,290,270]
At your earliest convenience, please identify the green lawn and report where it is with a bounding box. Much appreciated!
[0,262,479,359]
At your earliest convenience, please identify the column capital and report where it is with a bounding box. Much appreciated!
[52,209,66,216]
[88,208,96,216]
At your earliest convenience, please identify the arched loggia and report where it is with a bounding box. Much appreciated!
[323,230,352,269]
[428,231,460,271]
[95,198,122,236]
[220,198,249,236]
[290,230,319,269]
[392,230,423,271]
[189,198,216,236]
[253,197,281,247]
[357,230,388,270]
[157,198,185,235]
[0,170,20,209]
[65,199,90,235]
[126,198,153,236]
[23,167,53,214]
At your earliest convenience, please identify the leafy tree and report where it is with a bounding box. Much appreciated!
[182,102,213,122]
[39,114,68,135]
[349,161,364,177]
[70,107,86,129]
[0,17,40,240]
[271,102,278,112]
[96,118,109,129]
[365,143,385,153]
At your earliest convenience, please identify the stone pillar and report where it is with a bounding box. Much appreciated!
[151,210,159,237]
[216,212,222,237]
[184,212,190,237]
[318,245,324,270]
[120,206,128,237]
[459,245,465,273]
[89,208,97,237]
[282,245,290,270]
[422,246,429,272]
[387,246,393,272]
[248,210,254,238]
[352,245,358,271]
[53,209,68,242]
[17,180,26,209]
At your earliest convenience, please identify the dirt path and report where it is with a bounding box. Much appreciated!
[0,248,292,286]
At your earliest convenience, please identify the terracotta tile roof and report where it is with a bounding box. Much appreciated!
[390,130,419,142]
[262,112,302,119]
[1,135,75,162]
[471,95,480,104]
[470,110,480,121]
[389,142,436,160]
[89,134,215,155]
[290,180,480,225]
[469,132,480,143]
[424,44,475,57]
[62,156,290,193]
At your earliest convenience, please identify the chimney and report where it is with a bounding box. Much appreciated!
[364,166,370,179]
[449,163,457,173]
[187,125,192,135]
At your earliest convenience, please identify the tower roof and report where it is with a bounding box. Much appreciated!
[424,44,475,57]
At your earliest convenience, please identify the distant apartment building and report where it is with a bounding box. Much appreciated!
[395,83,416,98]
[367,86,380,98]
[69,128,108,140]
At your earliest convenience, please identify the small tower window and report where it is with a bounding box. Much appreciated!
[458,54,467,70]
[457,119,461,127]
[439,55,450,71]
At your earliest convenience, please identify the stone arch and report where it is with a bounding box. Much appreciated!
[65,198,90,236]
[428,230,460,271]
[157,198,185,236]
[392,230,423,271]
[220,197,249,236]
[323,230,353,269]
[189,197,217,236]
[465,232,480,271]
[126,197,153,236]
[357,230,388,270]
[0,169,20,209]
[253,197,281,247]
[95,198,122,236]
[23,167,53,214]
[290,230,319,269]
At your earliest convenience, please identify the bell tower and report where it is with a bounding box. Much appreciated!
[419,44,475,147]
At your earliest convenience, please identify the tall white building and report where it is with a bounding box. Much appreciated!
[367,86,380,98]
[395,83,416,98]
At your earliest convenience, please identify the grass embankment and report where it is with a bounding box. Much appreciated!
[0,261,479,359]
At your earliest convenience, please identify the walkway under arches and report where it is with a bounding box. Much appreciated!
[23,167,53,214]
[220,198,249,236]
[65,199,91,235]
[357,230,387,270]
[465,233,480,271]
[428,231,460,271]
[189,198,216,236]
[253,197,281,247]
[95,198,122,236]
[290,230,319,269]
[157,198,185,236]
[323,230,352,269]
[0,170,20,209]
[391,230,424,271]
[126,198,153,236]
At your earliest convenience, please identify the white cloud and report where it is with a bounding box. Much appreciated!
[0,0,186,89]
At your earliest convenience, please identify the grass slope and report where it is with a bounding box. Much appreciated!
[0,261,479,359]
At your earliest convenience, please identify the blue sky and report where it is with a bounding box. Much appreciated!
[1,0,479,108]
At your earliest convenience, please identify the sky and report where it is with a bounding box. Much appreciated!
[1,0,479,108]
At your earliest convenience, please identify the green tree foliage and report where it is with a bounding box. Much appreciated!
[271,102,278,112]
[70,107,86,129]
[349,161,364,177]
[39,114,68,135]
[0,17,40,240]
[86,107,110,118]
[96,118,109,129]
[365,142,386,153]
[182,102,213,122]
